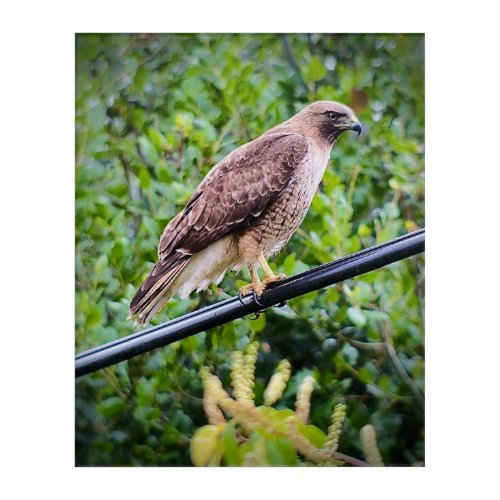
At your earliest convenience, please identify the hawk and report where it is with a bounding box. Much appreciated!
[129,101,361,325]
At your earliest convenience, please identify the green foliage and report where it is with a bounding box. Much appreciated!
[192,345,366,467]
[75,33,424,466]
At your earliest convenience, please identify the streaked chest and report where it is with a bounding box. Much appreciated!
[259,145,331,253]
[294,143,331,200]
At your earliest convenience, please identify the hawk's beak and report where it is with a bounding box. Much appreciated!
[349,119,362,137]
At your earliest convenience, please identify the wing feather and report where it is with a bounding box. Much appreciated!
[158,132,308,260]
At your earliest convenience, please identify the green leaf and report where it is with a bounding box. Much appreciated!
[363,310,390,323]
[249,431,269,466]
[130,108,146,130]
[137,135,158,162]
[251,312,266,332]
[190,424,224,467]
[222,421,241,466]
[347,306,367,327]
[85,304,103,328]
[138,168,151,189]
[94,254,109,275]
[341,344,359,365]
[282,253,296,276]
[266,436,298,466]
[133,67,148,89]
[297,422,327,448]
[358,365,376,384]
[142,216,159,236]
[307,56,327,81]
[135,378,155,407]
[257,407,294,433]
[98,397,126,417]
[208,435,225,466]
[147,128,170,152]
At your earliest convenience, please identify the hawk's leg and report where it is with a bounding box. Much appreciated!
[238,256,287,303]
[257,254,286,287]
[239,264,265,299]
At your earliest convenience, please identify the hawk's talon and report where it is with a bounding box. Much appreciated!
[238,264,286,315]
[237,289,247,306]
[252,289,266,308]
[261,273,287,287]
[239,281,265,301]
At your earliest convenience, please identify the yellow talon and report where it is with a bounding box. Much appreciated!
[239,281,265,298]
[239,256,287,299]
[262,273,287,285]
[239,264,265,298]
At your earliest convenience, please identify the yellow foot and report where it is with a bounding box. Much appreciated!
[239,281,266,298]
[239,273,286,299]
[238,257,287,305]
[257,255,286,285]
[261,273,287,287]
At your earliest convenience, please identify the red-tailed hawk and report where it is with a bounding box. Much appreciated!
[129,101,361,325]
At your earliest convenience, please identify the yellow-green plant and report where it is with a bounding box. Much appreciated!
[190,342,384,467]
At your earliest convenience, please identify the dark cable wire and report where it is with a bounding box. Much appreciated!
[76,228,425,377]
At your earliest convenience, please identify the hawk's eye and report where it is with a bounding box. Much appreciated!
[326,111,340,121]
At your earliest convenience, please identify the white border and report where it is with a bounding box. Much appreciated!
[2,0,499,498]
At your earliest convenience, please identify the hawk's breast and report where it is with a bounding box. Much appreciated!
[245,143,330,257]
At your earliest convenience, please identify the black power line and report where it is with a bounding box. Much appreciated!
[76,228,425,378]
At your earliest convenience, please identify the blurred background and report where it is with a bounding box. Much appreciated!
[75,33,424,466]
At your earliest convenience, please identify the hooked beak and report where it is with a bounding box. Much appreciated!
[349,119,362,137]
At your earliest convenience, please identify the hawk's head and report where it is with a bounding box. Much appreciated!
[296,100,362,145]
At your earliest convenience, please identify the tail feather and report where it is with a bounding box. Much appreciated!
[129,254,190,326]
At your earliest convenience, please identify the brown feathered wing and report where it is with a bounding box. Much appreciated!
[129,132,309,325]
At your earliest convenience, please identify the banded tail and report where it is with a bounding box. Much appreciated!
[129,254,190,326]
